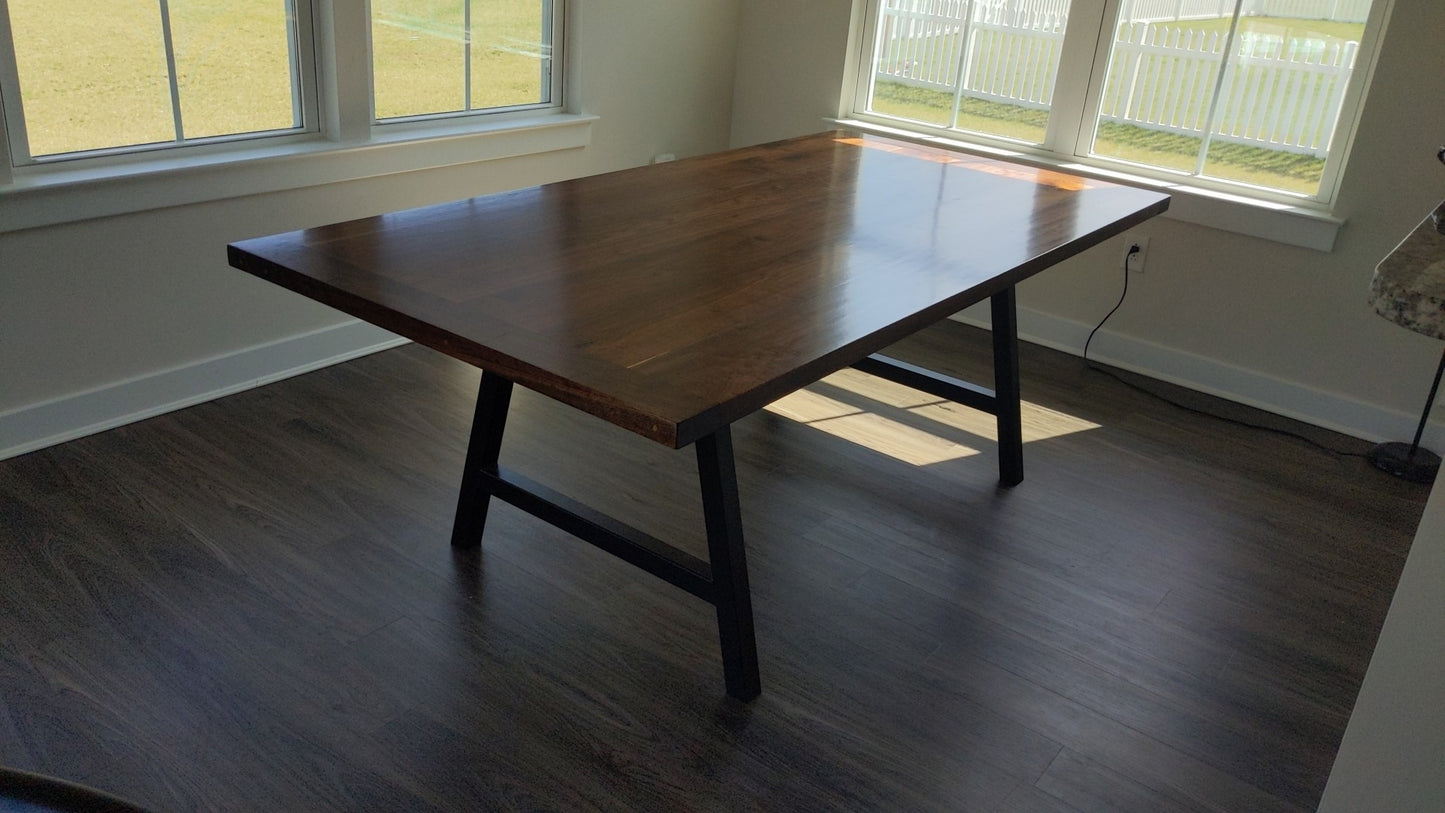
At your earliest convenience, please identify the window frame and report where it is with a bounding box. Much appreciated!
[0,0,576,227]
[845,0,1394,239]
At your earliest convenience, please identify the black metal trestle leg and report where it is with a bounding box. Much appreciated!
[447,374,761,698]
[695,428,761,701]
[452,373,514,548]
[991,287,1024,487]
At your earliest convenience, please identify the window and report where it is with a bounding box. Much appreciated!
[0,0,562,167]
[851,0,1386,204]
[0,0,310,161]
[372,0,557,121]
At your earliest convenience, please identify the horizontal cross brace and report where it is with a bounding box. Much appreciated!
[851,353,998,415]
[484,466,715,603]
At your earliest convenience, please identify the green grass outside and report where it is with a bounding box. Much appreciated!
[371,0,546,119]
[871,82,1049,143]
[8,0,547,158]
[1094,15,1359,192]
[872,79,1326,194]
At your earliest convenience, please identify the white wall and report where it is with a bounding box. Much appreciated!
[729,0,1445,449]
[729,0,858,149]
[1318,474,1445,812]
[0,0,741,456]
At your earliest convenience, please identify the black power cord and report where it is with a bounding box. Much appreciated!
[1081,245,1368,459]
[1082,244,1136,362]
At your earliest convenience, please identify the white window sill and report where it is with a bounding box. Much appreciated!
[830,118,1344,252]
[0,112,597,234]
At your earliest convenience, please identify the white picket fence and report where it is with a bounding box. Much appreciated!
[873,0,1363,155]
[878,0,1066,108]
[1120,0,1371,23]
[1100,22,1356,155]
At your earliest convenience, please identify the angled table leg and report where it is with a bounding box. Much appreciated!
[695,427,761,701]
[991,286,1024,487]
[848,288,1026,488]
[447,374,761,699]
[452,372,514,548]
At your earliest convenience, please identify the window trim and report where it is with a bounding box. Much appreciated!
[0,1,578,233]
[845,0,1395,249]
[829,115,1342,250]
[0,111,595,234]
[0,0,322,166]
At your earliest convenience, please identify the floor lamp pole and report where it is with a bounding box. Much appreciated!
[1409,346,1445,454]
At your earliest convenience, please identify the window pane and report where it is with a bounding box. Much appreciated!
[371,0,467,119]
[6,0,302,160]
[372,0,552,121]
[169,0,301,140]
[1090,0,1372,196]
[468,0,550,110]
[862,0,1070,144]
[9,0,173,156]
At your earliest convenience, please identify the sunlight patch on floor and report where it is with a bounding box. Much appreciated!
[764,368,1100,466]
[765,387,980,466]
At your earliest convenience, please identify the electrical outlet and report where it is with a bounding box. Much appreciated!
[1124,235,1151,273]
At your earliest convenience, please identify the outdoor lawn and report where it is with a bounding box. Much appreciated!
[371,0,548,118]
[6,0,548,158]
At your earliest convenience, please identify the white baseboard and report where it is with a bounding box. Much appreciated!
[0,321,408,461]
[3,307,1431,462]
[951,305,1438,447]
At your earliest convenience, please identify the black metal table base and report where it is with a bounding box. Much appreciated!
[448,287,1024,700]
[450,373,761,700]
[851,288,1023,485]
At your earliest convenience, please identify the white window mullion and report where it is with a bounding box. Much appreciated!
[1307,0,1395,205]
[946,2,979,132]
[463,0,473,112]
[285,0,304,130]
[156,0,186,142]
[1046,0,1110,156]
[1191,0,1246,175]
[851,0,885,120]
[317,0,374,140]
[543,0,560,104]
[0,0,29,173]
[0,103,12,183]
[285,0,321,135]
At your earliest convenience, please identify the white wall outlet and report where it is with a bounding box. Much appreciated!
[1124,235,1151,273]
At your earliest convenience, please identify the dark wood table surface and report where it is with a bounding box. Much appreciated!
[228,130,1170,700]
[229,131,1169,449]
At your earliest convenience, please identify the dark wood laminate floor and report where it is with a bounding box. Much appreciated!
[0,321,1426,812]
